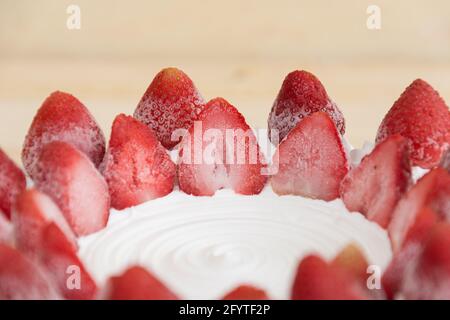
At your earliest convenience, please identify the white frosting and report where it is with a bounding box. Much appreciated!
[78,187,392,300]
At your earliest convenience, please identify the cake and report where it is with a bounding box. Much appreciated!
[0,68,449,300]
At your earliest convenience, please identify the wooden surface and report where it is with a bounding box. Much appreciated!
[1,1,449,163]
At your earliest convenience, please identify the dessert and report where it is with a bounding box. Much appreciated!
[0,68,449,300]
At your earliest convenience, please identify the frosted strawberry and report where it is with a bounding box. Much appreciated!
[268,70,345,144]
[134,68,204,149]
[388,168,450,251]
[22,91,106,179]
[105,266,178,300]
[12,188,76,255]
[340,135,412,228]
[33,141,110,236]
[0,213,13,245]
[38,222,98,300]
[102,114,176,210]
[178,98,267,196]
[0,243,60,299]
[222,285,269,300]
[271,112,348,200]
[291,255,368,300]
[376,79,450,168]
[0,148,26,219]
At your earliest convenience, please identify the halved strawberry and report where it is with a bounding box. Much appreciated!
[134,67,204,149]
[0,148,26,219]
[22,91,106,179]
[105,266,178,300]
[102,114,176,210]
[270,112,348,200]
[291,255,368,300]
[222,285,269,300]
[268,70,345,144]
[12,188,76,254]
[33,141,110,236]
[340,135,412,228]
[376,79,450,168]
[0,213,13,245]
[382,207,438,299]
[38,222,98,300]
[178,98,267,196]
[332,244,369,285]
[388,168,450,251]
[0,243,59,299]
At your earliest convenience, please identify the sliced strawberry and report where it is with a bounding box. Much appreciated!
[134,67,204,149]
[105,266,178,300]
[440,148,450,172]
[0,243,59,299]
[291,255,368,300]
[38,222,98,300]
[22,91,106,179]
[332,244,369,285]
[270,112,348,200]
[222,285,269,300]
[0,148,26,219]
[268,70,345,144]
[340,135,412,228]
[102,114,176,210]
[12,188,76,254]
[376,79,450,168]
[0,213,13,245]
[178,98,267,196]
[388,168,450,251]
[33,141,110,236]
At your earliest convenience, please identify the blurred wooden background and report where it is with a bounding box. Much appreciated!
[0,0,449,163]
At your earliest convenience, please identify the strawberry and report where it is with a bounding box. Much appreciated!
[105,266,178,300]
[222,285,269,300]
[134,67,204,149]
[340,135,412,228]
[268,70,345,144]
[22,91,106,179]
[441,148,450,172]
[376,79,450,168]
[382,207,438,299]
[0,148,26,219]
[102,114,176,210]
[178,98,267,196]
[0,213,13,245]
[291,255,368,300]
[332,244,369,285]
[33,141,110,236]
[12,188,76,255]
[388,168,450,251]
[0,243,60,299]
[38,222,98,300]
[270,112,348,200]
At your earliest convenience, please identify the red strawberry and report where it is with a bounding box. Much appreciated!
[441,148,450,172]
[22,91,106,179]
[382,207,438,299]
[105,266,178,300]
[102,114,176,210]
[0,243,60,299]
[376,79,450,168]
[340,135,412,228]
[178,98,267,196]
[0,213,13,245]
[0,148,26,219]
[33,141,110,236]
[268,70,345,144]
[222,285,269,300]
[291,255,368,300]
[332,244,369,284]
[270,112,348,200]
[388,168,450,251]
[12,188,76,254]
[134,67,204,149]
[38,222,98,300]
